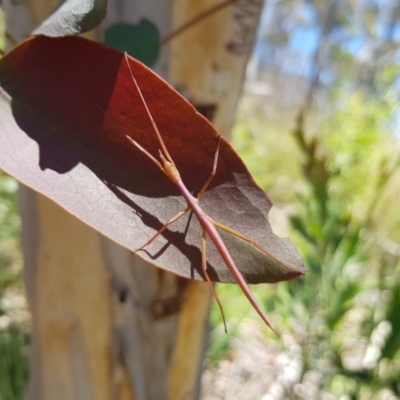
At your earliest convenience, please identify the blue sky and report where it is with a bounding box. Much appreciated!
[254,0,400,80]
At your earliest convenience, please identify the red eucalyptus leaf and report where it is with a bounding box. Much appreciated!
[0,35,305,284]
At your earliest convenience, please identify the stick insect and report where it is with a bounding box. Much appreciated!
[124,54,277,334]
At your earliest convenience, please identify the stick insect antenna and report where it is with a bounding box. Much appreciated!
[124,53,174,165]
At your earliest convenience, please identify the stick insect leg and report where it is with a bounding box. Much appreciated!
[202,229,228,333]
[197,136,222,202]
[126,136,164,173]
[134,208,190,252]
[211,219,293,273]
[126,132,191,252]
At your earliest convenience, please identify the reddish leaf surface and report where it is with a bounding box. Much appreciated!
[0,36,305,284]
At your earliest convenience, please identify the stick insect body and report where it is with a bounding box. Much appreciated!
[125,54,277,334]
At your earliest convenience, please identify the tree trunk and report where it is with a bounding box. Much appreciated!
[2,0,263,399]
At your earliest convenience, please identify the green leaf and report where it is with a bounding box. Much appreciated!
[104,20,160,67]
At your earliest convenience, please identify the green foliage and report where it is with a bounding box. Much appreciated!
[209,77,400,398]
[0,9,5,52]
[324,93,397,220]
[208,282,274,364]
[0,326,29,400]
[231,98,302,204]
[0,172,21,315]
[284,96,400,396]
[282,89,400,396]
[104,20,160,67]
[0,173,25,400]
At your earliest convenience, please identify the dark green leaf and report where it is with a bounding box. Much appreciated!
[104,20,160,67]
